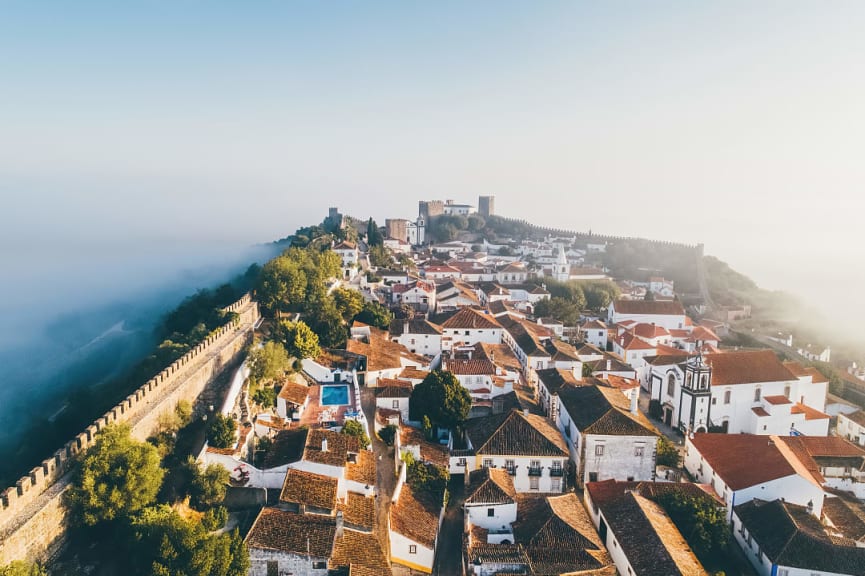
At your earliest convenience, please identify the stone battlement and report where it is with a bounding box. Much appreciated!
[0,293,258,564]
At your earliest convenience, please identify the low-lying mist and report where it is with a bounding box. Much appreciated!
[0,239,282,472]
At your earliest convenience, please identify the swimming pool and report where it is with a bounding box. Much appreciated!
[320,385,350,406]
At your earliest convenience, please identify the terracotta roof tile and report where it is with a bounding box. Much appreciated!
[613,299,685,316]
[441,307,503,330]
[704,350,796,386]
[465,467,517,505]
[278,379,310,406]
[303,429,360,468]
[602,493,708,575]
[734,499,865,575]
[341,492,375,531]
[689,434,797,490]
[465,409,568,457]
[245,508,335,556]
[279,469,338,511]
[346,449,376,485]
[330,529,392,574]
[390,485,441,548]
[558,385,657,437]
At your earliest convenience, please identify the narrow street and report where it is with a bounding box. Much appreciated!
[433,478,465,576]
[360,386,398,559]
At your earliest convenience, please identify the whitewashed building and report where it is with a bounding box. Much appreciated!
[685,433,825,520]
[451,409,569,493]
[838,410,865,446]
[556,384,659,486]
[648,350,829,436]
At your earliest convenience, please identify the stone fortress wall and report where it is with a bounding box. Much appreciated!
[0,294,259,565]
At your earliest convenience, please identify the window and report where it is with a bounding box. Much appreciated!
[409,545,417,554]
[392,400,399,409]
[313,561,327,569]
[530,476,539,490]
[505,459,516,475]
[777,570,788,576]
[784,385,791,399]
[724,390,731,404]
[711,398,717,405]
[465,330,470,336]
[595,445,605,456]
[667,374,676,396]
[488,508,495,517]
[483,458,493,468]
[458,457,466,466]
[634,445,644,457]
[700,375,708,389]
[551,477,562,492]
[589,472,598,482]
[754,387,761,402]
[266,561,278,576]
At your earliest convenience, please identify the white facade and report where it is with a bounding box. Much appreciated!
[442,327,503,350]
[557,405,658,486]
[684,436,825,520]
[389,530,435,574]
[458,456,567,494]
[650,363,828,436]
[392,331,442,356]
[464,501,517,532]
[838,412,865,446]
[376,394,410,423]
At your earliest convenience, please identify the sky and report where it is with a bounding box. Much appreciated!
[2,1,865,343]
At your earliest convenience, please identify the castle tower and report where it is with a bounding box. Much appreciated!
[678,353,712,434]
[478,195,495,218]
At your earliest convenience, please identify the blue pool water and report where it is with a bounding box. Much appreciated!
[321,385,350,406]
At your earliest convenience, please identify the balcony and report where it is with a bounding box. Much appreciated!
[505,466,517,476]
[527,466,543,477]
[549,467,565,477]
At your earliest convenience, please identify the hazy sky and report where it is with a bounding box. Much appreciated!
[2,1,865,337]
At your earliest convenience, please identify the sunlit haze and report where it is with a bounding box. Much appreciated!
[3,1,865,342]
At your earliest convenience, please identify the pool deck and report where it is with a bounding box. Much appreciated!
[297,383,358,429]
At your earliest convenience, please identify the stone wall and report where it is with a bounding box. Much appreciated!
[0,294,259,565]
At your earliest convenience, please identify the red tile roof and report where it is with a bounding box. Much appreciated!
[441,307,502,330]
[705,350,796,386]
[689,433,798,490]
[764,395,792,405]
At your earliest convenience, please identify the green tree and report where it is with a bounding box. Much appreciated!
[304,298,348,348]
[410,370,472,430]
[378,424,398,446]
[0,562,46,576]
[354,301,393,330]
[368,245,393,268]
[656,436,681,467]
[367,218,384,247]
[655,492,729,563]
[341,419,370,449]
[66,424,164,527]
[251,386,277,408]
[256,256,308,317]
[332,287,365,321]
[207,414,237,449]
[247,341,291,382]
[533,297,581,326]
[279,320,321,359]
[405,455,449,503]
[581,280,620,311]
[128,505,249,576]
[190,462,230,510]
[467,214,486,232]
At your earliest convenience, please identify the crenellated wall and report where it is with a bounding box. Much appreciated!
[0,294,259,565]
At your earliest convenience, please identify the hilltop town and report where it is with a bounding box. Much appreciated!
[4,198,865,576]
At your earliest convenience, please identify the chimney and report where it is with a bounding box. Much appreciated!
[630,390,639,414]
[335,510,344,540]
[606,359,611,371]
[523,409,529,416]
[322,437,328,452]
[404,320,409,335]
[464,467,471,488]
